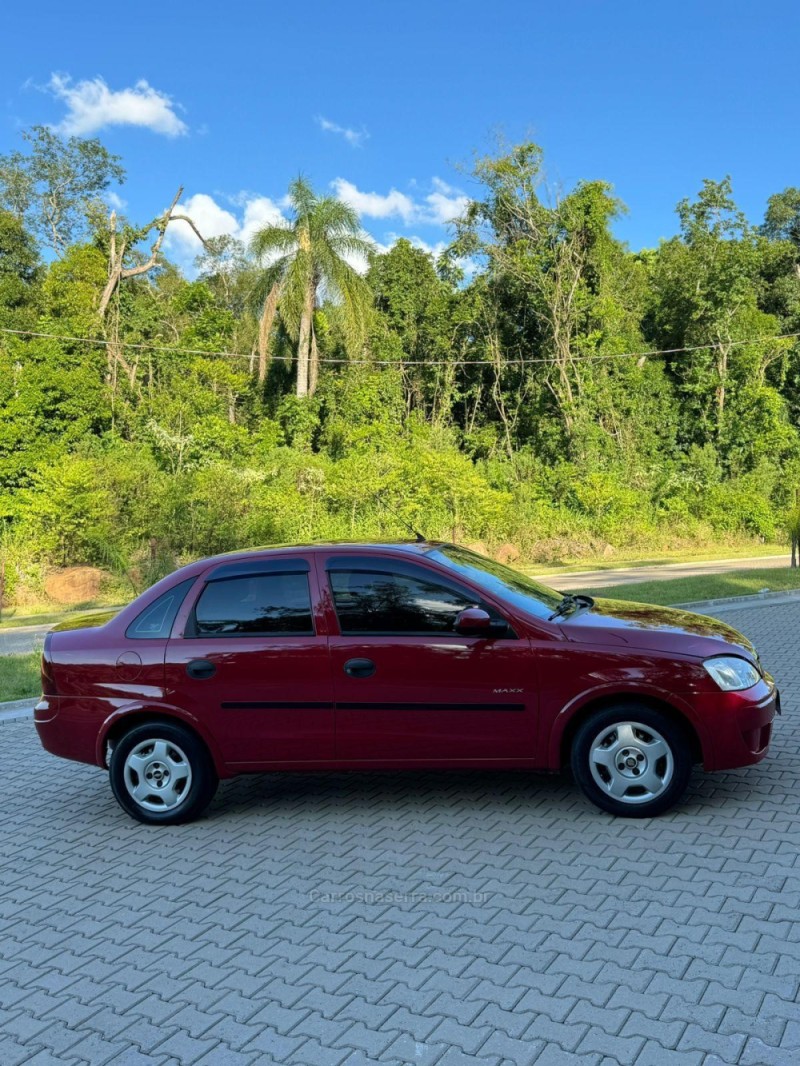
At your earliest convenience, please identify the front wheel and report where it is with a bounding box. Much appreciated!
[571,705,692,817]
[109,721,218,825]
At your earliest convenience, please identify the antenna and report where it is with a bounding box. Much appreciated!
[378,496,426,543]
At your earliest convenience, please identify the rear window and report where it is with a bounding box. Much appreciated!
[126,578,196,640]
[192,573,314,636]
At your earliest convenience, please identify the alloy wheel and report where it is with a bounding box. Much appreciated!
[588,720,674,805]
[123,738,193,813]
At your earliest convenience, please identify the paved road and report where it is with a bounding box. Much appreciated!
[0,623,50,657]
[537,554,791,591]
[1,599,799,1064]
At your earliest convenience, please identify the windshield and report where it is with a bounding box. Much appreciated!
[428,545,565,620]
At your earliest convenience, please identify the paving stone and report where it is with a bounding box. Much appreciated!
[289,1039,350,1066]
[153,1030,221,1062]
[576,1027,646,1063]
[239,1026,306,1060]
[633,1043,705,1066]
[677,1022,748,1062]
[382,1033,450,1066]
[479,1028,546,1064]
[741,1035,800,1065]
[1,601,800,1065]
[423,1017,494,1056]
[533,1044,602,1065]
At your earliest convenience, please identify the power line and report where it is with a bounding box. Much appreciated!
[1,325,798,368]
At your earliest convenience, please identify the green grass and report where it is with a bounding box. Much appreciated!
[576,566,800,606]
[523,543,788,577]
[0,652,41,702]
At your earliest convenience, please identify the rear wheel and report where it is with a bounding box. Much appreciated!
[109,721,218,825]
[571,704,692,817]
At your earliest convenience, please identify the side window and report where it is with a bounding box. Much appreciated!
[330,570,482,636]
[126,578,196,639]
[192,573,314,636]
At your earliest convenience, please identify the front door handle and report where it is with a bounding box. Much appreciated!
[186,659,216,680]
[344,658,376,679]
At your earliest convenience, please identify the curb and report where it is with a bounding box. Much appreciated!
[0,698,35,723]
[673,589,800,612]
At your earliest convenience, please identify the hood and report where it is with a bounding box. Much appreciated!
[558,596,757,661]
[51,609,119,633]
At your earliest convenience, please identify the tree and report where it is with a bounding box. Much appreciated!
[763,188,800,248]
[95,187,207,388]
[0,245,110,493]
[0,210,41,330]
[454,141,665,463]
[649,178,792,467]
[0,126,124,255]
[249,177,374,395]
[367,239,459,422]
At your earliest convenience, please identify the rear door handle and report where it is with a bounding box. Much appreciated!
[344,658,376,679]
[186,659,216,680]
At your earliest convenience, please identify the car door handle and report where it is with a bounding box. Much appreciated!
[186,659,216,680]
[344,658,376,679]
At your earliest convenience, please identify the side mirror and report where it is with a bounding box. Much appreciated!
[454,607,493,636]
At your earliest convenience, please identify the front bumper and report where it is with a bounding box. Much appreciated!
[695,675,779,772]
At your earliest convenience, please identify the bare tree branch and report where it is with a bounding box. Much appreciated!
[98,187,207,318]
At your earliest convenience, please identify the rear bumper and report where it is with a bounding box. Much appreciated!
[697,677,779,771]
[34,696,105,768]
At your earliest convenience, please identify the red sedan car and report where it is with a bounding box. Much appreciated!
[34,542,779,824]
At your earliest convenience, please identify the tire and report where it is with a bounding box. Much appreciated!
[109,721,219,825]
[570,704,692,818]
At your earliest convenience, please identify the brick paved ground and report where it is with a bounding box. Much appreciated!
[1,601,799,1065]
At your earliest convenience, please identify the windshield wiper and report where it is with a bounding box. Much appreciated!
[548,593,595,622]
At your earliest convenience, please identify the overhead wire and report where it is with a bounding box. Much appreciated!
[1,326,799,368]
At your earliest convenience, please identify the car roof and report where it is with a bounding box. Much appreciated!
[178,540,449,575]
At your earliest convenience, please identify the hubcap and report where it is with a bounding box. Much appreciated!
[588,721,674,805]
[123,738,192,812]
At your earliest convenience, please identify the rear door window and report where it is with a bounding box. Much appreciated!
[191,573,314,636]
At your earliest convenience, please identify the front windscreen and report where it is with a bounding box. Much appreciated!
[427,545,563,620]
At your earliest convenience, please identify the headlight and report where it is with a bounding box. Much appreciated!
[703,656,761,692]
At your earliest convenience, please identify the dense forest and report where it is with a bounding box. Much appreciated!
[2,128,800,605]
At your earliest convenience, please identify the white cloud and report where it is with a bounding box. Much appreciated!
[425,177,470,224]
[331,178,417,223]
[105,191,127,211]
[239,196,288,247]
[48,74,187,137]
[167,193,239,258]
[332,177,469,226]
[316,115,368,148]
[165,192,289,267]
[162,182,476,280]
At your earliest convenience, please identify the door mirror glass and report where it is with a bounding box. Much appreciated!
[454,607,493,635]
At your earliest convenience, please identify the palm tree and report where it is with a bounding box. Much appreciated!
[250,177,375,396]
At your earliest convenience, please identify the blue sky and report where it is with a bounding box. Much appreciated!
[3,0,799,269]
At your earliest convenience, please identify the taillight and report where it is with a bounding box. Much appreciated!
[41,632,57,696]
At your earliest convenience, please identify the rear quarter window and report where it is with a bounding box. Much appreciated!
[126,578,197,639]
